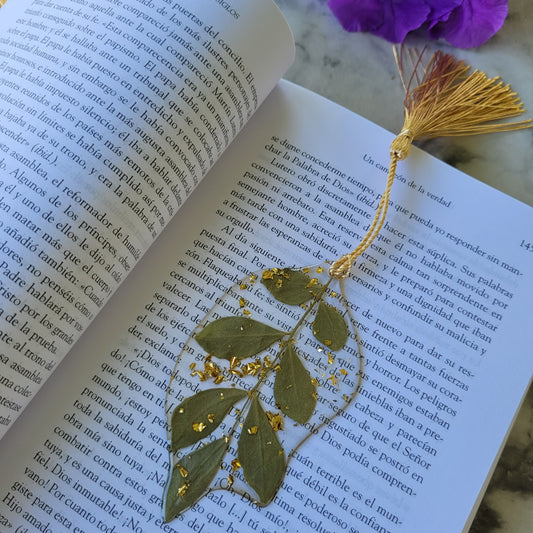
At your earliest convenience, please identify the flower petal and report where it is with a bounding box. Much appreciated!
[328,0,508,48]
[434,0,508,48]
[328,0,431,43]
[424,0,463,29]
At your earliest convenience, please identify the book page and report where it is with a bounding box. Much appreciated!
[0,81,531,533]
[0,0,294,437]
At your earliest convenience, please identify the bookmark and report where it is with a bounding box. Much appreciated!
[162,48,531,522]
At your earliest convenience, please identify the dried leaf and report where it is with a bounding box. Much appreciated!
[238,396,285,504]
[274,345,316,424]
[171,388,247,452]
[312,301,349,351]
[195,316,285,360]
[164,438,227,522]
[261,268,320,305]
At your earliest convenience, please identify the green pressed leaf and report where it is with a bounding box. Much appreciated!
[164,438,227,522]
[171,388,247,452]
[195,316,285,360]
[261,268,321,305]
[274,345,316,424]
[312,301,349,351]
[238,396,285,504]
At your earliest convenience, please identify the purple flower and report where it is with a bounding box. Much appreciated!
[327,0,508,48]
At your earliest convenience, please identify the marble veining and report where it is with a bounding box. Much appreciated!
[273,1,533,532]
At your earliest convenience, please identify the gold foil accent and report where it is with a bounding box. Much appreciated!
[177,482,189,497]
[262,270,274,280]
[266,411,283,431]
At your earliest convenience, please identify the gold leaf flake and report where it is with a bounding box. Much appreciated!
[316,266,323,274]
[324,340,332,346]
[303,267,310,273]
[327,352,333,365]
[239,297,246,308]
[177,482,189,497]
[227,474,234,487]
[179,466,189,478]
[247,425,258,435]
[231,458,241,471]
[243,361,262,376]
[240,283,247,290]
[328,375,337,386]
[306,278,319,288]
[275,279,283,288]
[340,368,348,376]
[266,411,283,431]
[243,309,251,316]
[191,370,207,381]
[193,422,206,432]
[207,413,215,423]
[262,270,274,280]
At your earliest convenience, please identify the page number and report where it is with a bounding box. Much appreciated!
[520,239,533,251]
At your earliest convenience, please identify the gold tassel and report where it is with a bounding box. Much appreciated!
[329,47,532,279]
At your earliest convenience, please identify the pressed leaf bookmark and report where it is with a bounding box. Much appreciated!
[162,48,530,521]
[163,263,361,520]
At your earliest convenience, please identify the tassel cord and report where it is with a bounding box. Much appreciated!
[329,153,398,279]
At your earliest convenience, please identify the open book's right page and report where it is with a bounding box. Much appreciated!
[1,80,532,533]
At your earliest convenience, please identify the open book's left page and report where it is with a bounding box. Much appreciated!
[0,0,294,438]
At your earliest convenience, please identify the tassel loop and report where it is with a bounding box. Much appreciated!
[390,129,414,160]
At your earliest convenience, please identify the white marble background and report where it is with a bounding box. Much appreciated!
[273,1,533,532]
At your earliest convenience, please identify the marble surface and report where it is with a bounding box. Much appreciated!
[273,1,533,532]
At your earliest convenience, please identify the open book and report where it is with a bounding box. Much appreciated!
[1,0,531,531]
